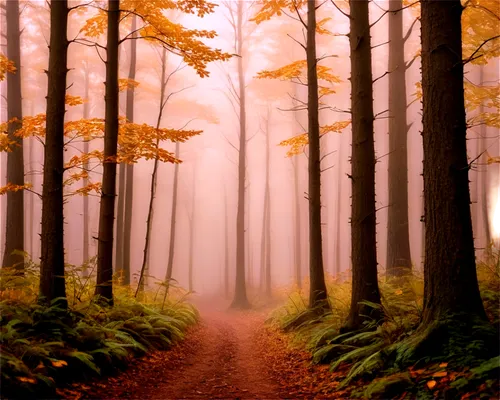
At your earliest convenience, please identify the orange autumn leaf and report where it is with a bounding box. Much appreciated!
[433,371,448,378]
[0,53,16,81]
[0,183,32,195]
[16,376,37,384]
[427,380,437,389]
[51,359,68,368]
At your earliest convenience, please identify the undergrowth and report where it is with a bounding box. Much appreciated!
[0,256,198,399]
[269,252,500,398]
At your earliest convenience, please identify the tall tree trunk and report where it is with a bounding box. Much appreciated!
[259,181,267,291]
[246,185,252,287]
[386,0,412,278]
[224,185,230,298]
[419,0,486,324]
[28,102,35,258]
[82,62,90,270]
[306,0,328,310]
[188,170,196,293]
[264,108,272,297]
[95,0,120,304]
[335,136,342,278]
[136,48,167,297]
[293,158,302,289]
[39,0,68,306]
[2,0,24,271]
[122,28,137,285]
[344,0,381,331]
[479,66,491,253]
[165,142,180,285]
[231,0,250,308]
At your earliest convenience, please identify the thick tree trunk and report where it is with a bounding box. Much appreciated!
[2,0,24,271]
[420,0,486,324]
[39,0,68,306]
[95,0,120,304]
[386,0,412,278]
[82,63,90,270]
[231,0,250,308]
[306,0,328,310]
[344,0,381,331]
[136,48,167,297]
[165,142,180,285]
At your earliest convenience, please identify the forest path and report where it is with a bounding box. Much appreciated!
[73,297,291,400]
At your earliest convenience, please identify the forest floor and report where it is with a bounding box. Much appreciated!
[56,296,498,400]
[58,296,348,400]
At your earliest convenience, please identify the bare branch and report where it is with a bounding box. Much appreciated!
[287,33,306,51]
[403,17,420,43]
[463,35,500,65]
[372,40,389,50]
[330,0,351,19]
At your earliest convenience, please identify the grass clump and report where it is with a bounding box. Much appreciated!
[0,257,199,399]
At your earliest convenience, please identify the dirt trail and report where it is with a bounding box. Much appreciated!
[74,300,287,400]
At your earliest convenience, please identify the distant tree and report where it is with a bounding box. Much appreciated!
[264,108,272,297]
[39,0,69,306]
[224,185,230,298]
[386,0,414,278]
[343,0,381,332]
[165,142,180,287]
[2,0,24,272]
[82,59,91,270]
[187,167,197,292]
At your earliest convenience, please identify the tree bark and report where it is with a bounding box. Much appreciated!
[344,0,381,331]
[386,0,412,278]
[165,142,180,285]
[230,0,250,308]
[2,0,24,271]
[420,0,486,324]
[95,0,120,304]
[39,0,68,306]
[306,0,328,310]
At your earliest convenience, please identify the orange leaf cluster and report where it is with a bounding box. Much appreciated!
[118,78,140,92]
[0,183,32,196]
[0,53,16,81]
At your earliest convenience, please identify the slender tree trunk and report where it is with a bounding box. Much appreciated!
[479,66,491,253]
[29,102,35,258]
[293,158,302,289]
[165,142,180,285]
[82,62,90,270]
[386,0,412,278]
[344,0,381,331]
[95,0,120,304]
[264,109,272,297]
[246,185,252,287]
[335,136,342,278]
[188,171,196,292]
[419,0,486,324]
[39,0,68,306]
[2,0,24,271]
[116,162,125,274]
[224,185,230,298]
[306,0,328,310]
[231,0,250,308]
[119,15,137,285]
[260,182,267,291]
[137,47,167,296]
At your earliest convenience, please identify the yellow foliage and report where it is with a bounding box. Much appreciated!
[464,81,500,128]
[119,78,140,92]
[256,60,341,85]
[0,183,32,196]
[251,0,307,24]
[79,0,231,77]
[462,0,500,63]
[50,360,68,368]
[65,95,84,107]
[279,121,351,156]
[0,133,17,152]
[316,18,333,35]
[0,53,16,81]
